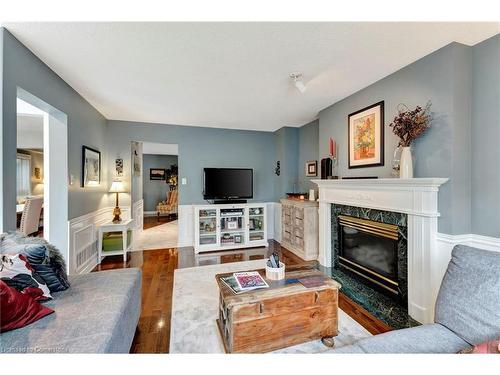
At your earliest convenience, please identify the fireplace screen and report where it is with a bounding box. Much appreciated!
[338,215,399,295]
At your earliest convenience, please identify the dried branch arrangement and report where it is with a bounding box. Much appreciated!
[389,102,432,147]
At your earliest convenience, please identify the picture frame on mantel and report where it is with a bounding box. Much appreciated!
[348,101,384,169]
[305,160,317,177]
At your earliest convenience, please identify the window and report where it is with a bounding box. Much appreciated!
[17,153,31,202]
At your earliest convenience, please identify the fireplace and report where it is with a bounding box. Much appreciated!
[338,215,400,297]
[314,178,449,324]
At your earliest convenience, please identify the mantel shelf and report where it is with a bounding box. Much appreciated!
[312,178,449,189]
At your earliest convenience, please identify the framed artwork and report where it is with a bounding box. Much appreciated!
[82,146,101,187]
[348,101,384,169]
[115,158,123,177]
[150,168,166,180]
[34,167,41,180]
[305,160,317,177]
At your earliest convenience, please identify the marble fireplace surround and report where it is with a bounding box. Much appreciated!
[313,178,449,325]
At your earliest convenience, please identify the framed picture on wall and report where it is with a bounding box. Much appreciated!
[82,146,101,187]
[305,160,317,177]
[150,168,166,180]
[348,101,384,169]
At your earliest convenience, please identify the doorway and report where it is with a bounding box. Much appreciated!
[132,141,179,250]
[16,88,69,262]
[16,98,45,236]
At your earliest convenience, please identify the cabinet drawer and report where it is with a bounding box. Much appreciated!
[293,207,304,220]
[294,217,303,228]
[282,230,292,242]
[293,227,303,238]
[293,236,304,248]
[283,213,291,226]
[282,205,292,216]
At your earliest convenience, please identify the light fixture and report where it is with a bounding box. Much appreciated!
[289,72,306,93]
[109,180,127,223]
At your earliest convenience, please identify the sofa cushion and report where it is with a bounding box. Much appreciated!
[1,280,54,333]
[0,268,141,353]
[435,245,500,345]
[1,254,52,301]
[328,324,471,354]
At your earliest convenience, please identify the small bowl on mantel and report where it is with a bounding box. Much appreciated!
[286,192,308,201]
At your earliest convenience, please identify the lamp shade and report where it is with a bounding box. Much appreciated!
[109,181,126,193]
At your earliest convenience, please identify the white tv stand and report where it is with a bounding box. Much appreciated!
[193,203,268,253]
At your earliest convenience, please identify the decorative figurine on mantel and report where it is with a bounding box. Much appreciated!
[389,102,432,178]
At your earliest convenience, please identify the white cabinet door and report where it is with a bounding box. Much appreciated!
[248,206,266,244]
[196,207,218,250]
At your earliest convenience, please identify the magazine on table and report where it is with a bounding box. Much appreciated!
[220,275,245,294]
[233,271,269,291]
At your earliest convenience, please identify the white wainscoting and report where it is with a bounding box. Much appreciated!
[177,204,194,247]
[132,199,144,231]
[68,206,131,275]
[272,202,282,243]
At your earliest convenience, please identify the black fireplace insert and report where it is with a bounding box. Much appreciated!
[338,215,400,297]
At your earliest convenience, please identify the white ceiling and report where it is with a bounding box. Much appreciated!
[5,22,499,132]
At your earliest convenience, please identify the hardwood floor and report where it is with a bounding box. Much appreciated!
[92,240,391,353]
[143,214,177,230]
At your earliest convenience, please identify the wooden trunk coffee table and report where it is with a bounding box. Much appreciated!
[215,265,340,353]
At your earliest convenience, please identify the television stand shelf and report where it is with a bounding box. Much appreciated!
[193,203,268,253]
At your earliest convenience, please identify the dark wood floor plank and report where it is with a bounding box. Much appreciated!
[92,240,390,353]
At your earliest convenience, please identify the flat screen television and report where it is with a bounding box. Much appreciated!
[203,168,253,202]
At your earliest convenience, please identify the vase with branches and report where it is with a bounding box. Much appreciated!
[389,102,432,178]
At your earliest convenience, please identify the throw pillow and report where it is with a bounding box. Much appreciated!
[459,340,500,354]
[0,280,54,332]
[0,254,52,301]
[1,243,69,292]
[0,232,70,291]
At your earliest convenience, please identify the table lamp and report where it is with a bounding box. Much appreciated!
[109,180,126,223]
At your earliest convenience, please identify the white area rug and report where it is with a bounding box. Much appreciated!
[132,220,178,251]
[170,259,371,353]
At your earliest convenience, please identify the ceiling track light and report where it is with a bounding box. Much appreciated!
[289,72,306,93]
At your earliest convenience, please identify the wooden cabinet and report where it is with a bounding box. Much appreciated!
[280,199,319,261]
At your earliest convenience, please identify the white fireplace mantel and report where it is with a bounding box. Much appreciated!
[313,178,449,324]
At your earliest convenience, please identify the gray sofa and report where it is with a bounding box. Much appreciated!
[331,245,500,353]
[1,268,141,353]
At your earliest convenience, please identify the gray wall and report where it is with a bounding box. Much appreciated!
[1,28,109,230]
[471,35,500,237]
[106,120,276,207]
[297,120,319,192]
[274,127,299,200]
[318,42,474,235]
[142,154,178,212]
